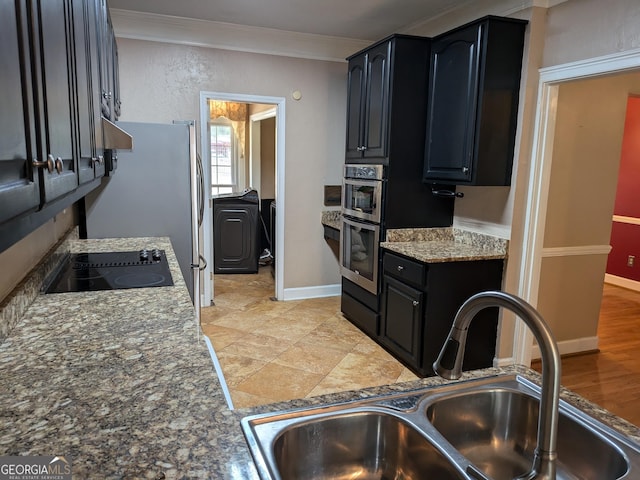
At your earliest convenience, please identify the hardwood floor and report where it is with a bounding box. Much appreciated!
[532,283,640,426]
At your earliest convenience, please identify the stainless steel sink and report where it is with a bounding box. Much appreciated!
[241,374,640,480]
[425,387,630,480]
[264,409,466,479]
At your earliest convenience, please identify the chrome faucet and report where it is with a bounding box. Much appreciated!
[433,290,561,480]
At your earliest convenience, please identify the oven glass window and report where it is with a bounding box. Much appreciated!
[342,221,378,283]
[343,181,380,218]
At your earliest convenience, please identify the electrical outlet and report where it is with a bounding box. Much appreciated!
[628,255,635,267]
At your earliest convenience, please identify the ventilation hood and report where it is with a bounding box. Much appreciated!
[102,117,133,150]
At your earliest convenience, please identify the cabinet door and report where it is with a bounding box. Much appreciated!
[345,54,366,160]
[95,0,110,118]
[380,275,424,368]
[73,0,105,185]
[0,0,41,224]
[111,27,121,119]
[423,24,481,183]
[362,42,390,159]
[31,0,79,202]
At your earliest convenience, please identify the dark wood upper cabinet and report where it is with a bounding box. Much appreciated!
[360,42,390,159]
[31,0,79,202]
[423,16,527,186]
[72,0,106,184]
[346,43,391,160]
[98,0,117,121]
[345,55,366,160]
[0,0,120,252]
[345,35,430,164]
[0,0,40,224]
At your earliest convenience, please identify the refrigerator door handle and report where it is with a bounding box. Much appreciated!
[191,254,207,271]
[197,152,205,226]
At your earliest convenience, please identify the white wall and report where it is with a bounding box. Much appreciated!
[116,38,347,290]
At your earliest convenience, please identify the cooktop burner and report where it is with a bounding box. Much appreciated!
[44,250,174,293]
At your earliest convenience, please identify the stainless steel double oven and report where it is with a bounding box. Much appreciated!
[340,164,384,294]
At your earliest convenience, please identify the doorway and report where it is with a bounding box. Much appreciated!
[250,108,277,275]
[516,50,640,365]
[199,92,286,307]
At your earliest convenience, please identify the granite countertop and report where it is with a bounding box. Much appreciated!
[2,236,639,479]
[321,210,341,231]
[319,212,507,264]
[0,237,259,479]
[381,227,509,263]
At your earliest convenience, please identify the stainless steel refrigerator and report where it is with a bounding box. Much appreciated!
[84,121,206,317]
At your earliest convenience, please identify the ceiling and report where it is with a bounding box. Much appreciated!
[107,0,474,41]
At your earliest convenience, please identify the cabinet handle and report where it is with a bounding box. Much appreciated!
[102,90,112,100]
[412,300,420,307]
[462,166,469,173]
[32,156,54,173]
[54,157,63,174]
[92,156,104,166]
[396,265,404,272]
[356,146,363,152]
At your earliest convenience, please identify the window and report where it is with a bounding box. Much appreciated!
[210,118,236,195]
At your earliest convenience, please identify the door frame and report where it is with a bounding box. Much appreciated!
[514,47,640,365]
[199,92,286,306]
[249,108,277,195]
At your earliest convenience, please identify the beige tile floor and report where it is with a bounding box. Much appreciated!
[200,266,418,409]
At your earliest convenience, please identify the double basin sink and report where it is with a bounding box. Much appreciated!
[241,374,640,480]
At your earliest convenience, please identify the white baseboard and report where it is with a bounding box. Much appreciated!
[530,336,599,360]
[605,273,640,292]
[495,335,599,365]
[282,283,341,301]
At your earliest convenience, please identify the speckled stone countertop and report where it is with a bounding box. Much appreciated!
[2,237,639,479]
[0,237,260,479]
[321,210,341,231]
[381,227,508,263]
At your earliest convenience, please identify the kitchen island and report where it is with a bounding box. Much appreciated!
[1,234,639,479]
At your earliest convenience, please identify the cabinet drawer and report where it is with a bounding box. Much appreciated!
[383,252,426,289]
[341,291,379,337]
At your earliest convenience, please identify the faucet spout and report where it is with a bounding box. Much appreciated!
[433,290,561,480]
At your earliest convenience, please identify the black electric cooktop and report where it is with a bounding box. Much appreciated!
[44,249,174,294]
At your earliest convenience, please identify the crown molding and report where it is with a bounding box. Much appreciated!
[110,9,369,62]
[402,0,569,36]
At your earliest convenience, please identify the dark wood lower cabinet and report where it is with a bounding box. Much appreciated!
[380,251,504,376]
[380,276,424,367]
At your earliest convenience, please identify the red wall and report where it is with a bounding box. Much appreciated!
[607,222,640,281]
[607,96,640,281]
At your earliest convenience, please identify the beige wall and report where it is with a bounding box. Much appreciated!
[544,75,635,248]
[260,117,276,199]
[538,254,610,341]
[0,209,75,302]
[116,38,347,289]
[537,73,640,342]
[542,0,640,68]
